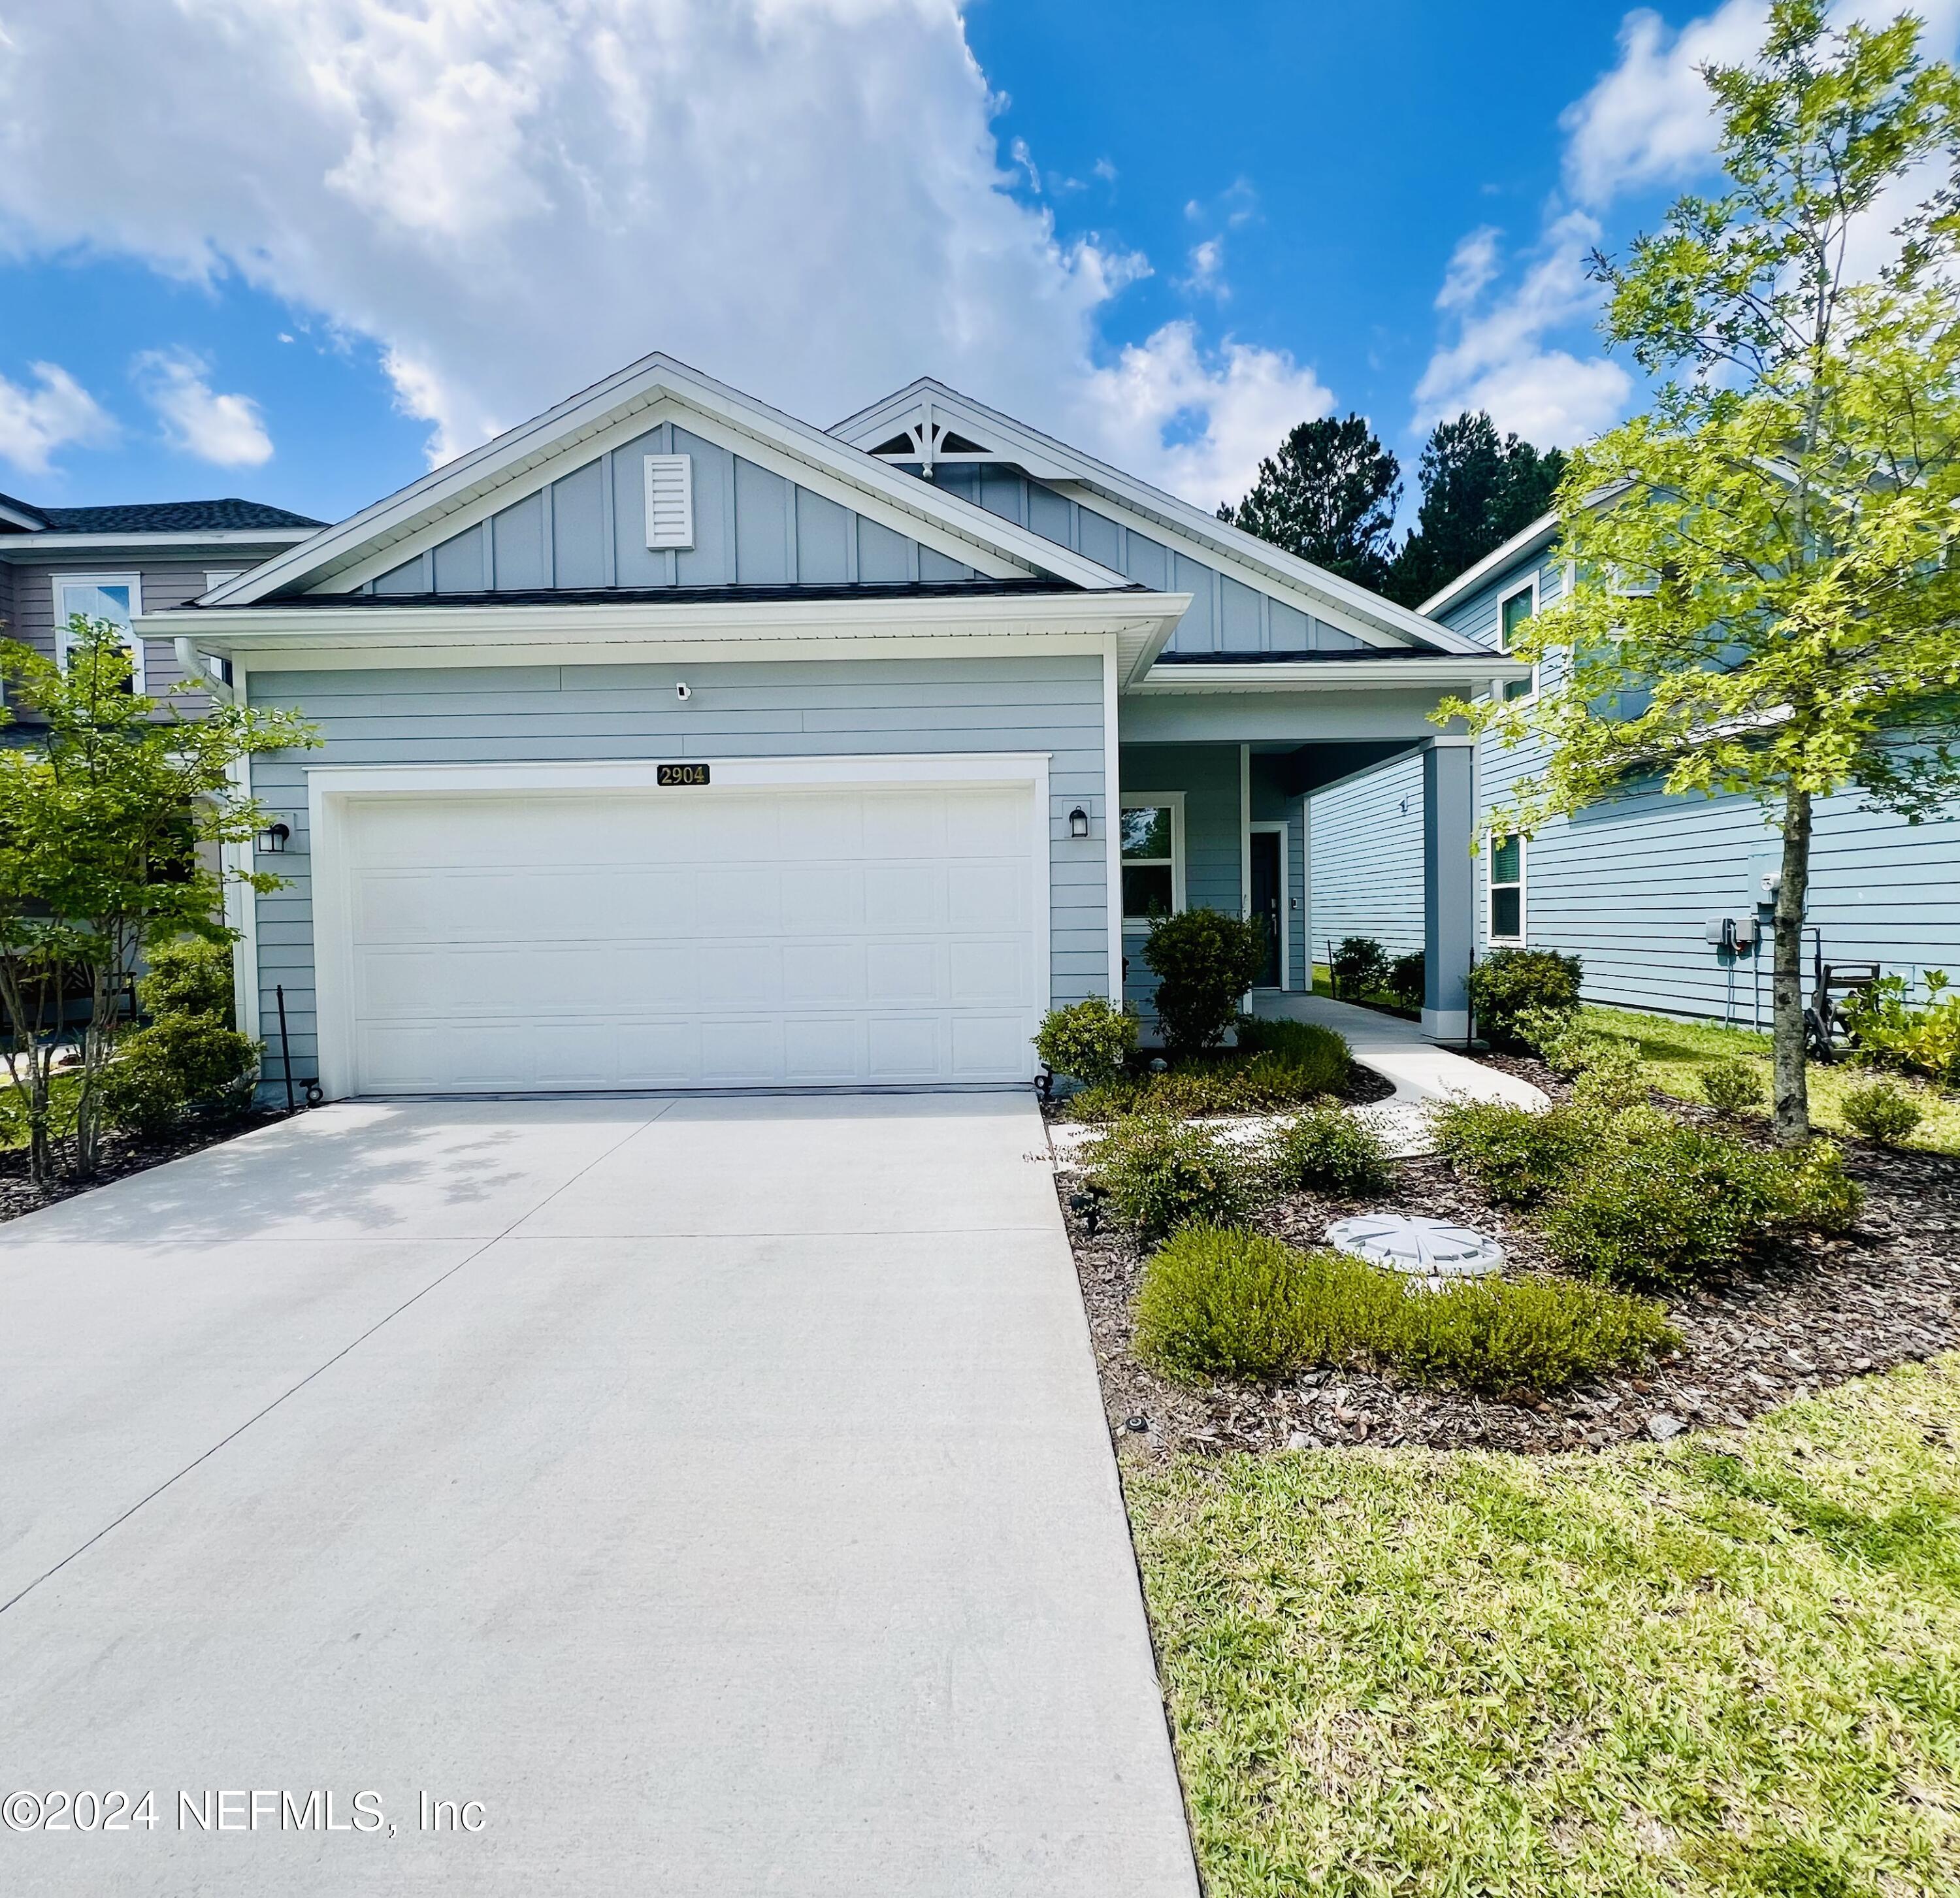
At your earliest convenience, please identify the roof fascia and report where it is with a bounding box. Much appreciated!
[213,353,1130,606]
[0,498,48,532]
[1130,656,1533,694]
[1415,513,1561,619]
[832,378,1492,655]
[1,528,314,557]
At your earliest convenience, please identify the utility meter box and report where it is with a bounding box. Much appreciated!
[1746,847,1781,910]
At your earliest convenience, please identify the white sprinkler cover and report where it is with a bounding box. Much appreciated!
[1326,1214,1505,1280]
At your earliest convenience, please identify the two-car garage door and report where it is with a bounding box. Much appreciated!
[317,770,1046,1094]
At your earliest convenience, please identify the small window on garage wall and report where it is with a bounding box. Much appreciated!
[1120,793,1184,923]
[1489,833,1525,944]
[644,454,694,549]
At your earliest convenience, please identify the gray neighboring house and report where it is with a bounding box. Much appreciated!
[128,353,1528,1100]
[1309,512,1960,1028]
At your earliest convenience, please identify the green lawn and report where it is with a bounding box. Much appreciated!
[1586,1004,1960,1156]
[1128,1357,1960,1897]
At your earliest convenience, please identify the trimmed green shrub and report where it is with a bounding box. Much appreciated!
[137,936,237,1024]
[1467,947,1584,1047]
[1330,936,1389,1002]
[1267,1106,1393,1197]
[1387,951,1426,1011]
[1700,1057,1767,1116]
[1083,1115,1268,1243]
[100,1013,259,1137]
[1143,908,1269,1056]
[1842,1077,1925,1146]
[1569,1043,1650,1115]
[1134,1225,1676,1393]
[1428,1098,1595,1207]
[1512,1003,1583,1060]
[1231,1016,1351,1093]
[1068,1053,1332,1123]
[1034,995,1137,1088]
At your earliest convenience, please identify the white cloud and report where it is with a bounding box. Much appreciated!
[0,0,1308,506]
[1179,239,1228,300]
[135,348,274,465]
[1077,322,1334,508]
[0,362,115,474]
[1413,214,1633,444]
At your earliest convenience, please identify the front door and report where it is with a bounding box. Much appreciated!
[1249,829,1282,988]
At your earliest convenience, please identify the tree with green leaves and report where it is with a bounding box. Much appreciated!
[0,618,317,1181]
[1218,414,1403,590]
[1442,1,1960,1145]
[1384,412,1568,607]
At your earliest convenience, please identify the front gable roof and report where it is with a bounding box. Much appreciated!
[832,378,1489,657]
[209,353,1132,608]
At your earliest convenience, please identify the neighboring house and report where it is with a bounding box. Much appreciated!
[1309,511,1960,1026]
[133,353,1527,1100]
[0,490,325,718]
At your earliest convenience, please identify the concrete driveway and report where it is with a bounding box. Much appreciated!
[0,1094,1197,1896]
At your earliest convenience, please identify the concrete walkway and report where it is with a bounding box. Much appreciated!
[0,1095,1198,1897]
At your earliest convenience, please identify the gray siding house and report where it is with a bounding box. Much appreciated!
[134,354,1527,1099]
[1310,513,1960,1025]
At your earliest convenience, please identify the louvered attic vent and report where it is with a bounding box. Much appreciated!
[644,453,694,549]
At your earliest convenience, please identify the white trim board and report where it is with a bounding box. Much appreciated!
[1118,789,1185,929]
[304,752,1055,1100]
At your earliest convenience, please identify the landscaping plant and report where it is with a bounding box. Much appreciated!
[1465,948,1584,1048]
[0,621,314,1182]
[1134,1226,1333,1381]
[1328,936,1388,1003]
[1700,1057,1767,1117]
[1427,1098,1596,1207]
[1230,1016,1350,1092]
[1838,972,1960,1087]
[1032,994,1137,1089]
[1386,950,1425,1013]
[99,941,259,1138]
[1082,1115,1267,1244]
[1266,1105,1392,1198]
[1142,908,1267,1057]
[1066,1019,1352,1122]
[1439,3,1960,1143]
[1841,1077,1925,1147]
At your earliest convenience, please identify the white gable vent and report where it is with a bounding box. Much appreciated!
[644,453,694,550]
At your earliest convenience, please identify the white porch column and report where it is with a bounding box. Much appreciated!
[1422,736,1476,1041]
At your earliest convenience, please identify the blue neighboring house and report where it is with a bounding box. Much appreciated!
[106,353,1531,1099]
[1309,508,1960,1028]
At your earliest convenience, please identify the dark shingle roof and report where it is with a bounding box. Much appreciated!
[28,498,324,534]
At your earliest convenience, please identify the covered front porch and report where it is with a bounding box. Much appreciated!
[1115,676,1483,1041]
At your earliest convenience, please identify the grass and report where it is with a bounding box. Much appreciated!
[1310,962,1420,1020]
[1586,1004,1960,1156]
[1127,1356,1960,1897]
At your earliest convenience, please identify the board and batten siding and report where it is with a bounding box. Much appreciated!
[244,655,1111,1086]
[1308,753,1426,964]
[367,423,977,597]
[1307,536,1960,1021]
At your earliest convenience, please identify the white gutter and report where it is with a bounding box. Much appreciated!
[4,528,315,554]
[1130,657,1533,693]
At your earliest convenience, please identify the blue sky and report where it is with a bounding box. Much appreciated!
[0,0,1950,527]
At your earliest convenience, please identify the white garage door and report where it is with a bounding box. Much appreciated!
[325,777,1045,1094]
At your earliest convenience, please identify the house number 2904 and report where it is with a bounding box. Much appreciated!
[656,763,710,786]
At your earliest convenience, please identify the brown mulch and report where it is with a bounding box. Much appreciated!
[0,1111,284,1224]
[1062,1052,1960,1459]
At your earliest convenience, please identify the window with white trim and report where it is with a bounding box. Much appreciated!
[1488,833,1525,944]
[1497,578,1537,701]
[1120,794,1184,923]
[54,573,145,693]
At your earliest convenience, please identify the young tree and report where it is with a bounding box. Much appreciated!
[1384,412,1569,606]
[1443,1,1960,1144]
[0,619,316,1181]
[1218,414,1403,590]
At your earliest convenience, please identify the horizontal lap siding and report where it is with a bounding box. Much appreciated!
[1309,755,1424,960]
[246,656,1110,1087]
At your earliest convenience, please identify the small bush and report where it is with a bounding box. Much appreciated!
[101,1013,259,1137]
[1768,1139,1863,1233]
[138,936,237,1024]
[1467,947,1584,1047]
[1083,1115,1268,1243]
[1569,1043,1650,1115]
[1144,908,1268,1057]
[1387,950,1426,1011]
[1034,996,1137,1088]
[1134,1226,1674,1393]
[1429,1098,1594,1207]
[1838,970,1960,1086]
[1330,936,1389,1001]
[1512,1003,1583,1060]
[1067,1020,1352,1122]
[1700,1058,1767,1117]
[1231,1017,1351,1094]
[1267,1106,1393,1197]
[1842,1077,1925,1146]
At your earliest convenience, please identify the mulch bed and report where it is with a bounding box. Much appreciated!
[1062,1051,1960,1459]
[0,1111,282,1225]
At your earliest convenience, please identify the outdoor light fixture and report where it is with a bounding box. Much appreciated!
[1068,805,1089,838]
[260,821,290,854]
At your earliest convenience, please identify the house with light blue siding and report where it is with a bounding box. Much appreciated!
[1311,510,1960,1028]
[133,354,1528,1099]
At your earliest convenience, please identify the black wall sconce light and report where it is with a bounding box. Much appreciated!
[1068,806,1090,839]
[259,820,291,854]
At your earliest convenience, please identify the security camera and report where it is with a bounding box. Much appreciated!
[676,681,691,701]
